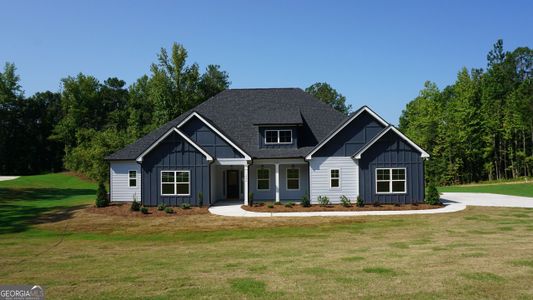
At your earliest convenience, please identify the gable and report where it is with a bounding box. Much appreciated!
[357,130,426,164]
[313,110,386,157]
[179,115,245,159]
[353,126,429,160]
[140,131,212,167]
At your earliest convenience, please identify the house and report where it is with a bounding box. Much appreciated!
[106,88,429,206]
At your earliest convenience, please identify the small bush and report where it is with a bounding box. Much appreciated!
[317,195,330,206]
[301,194,311,207]
[140,206,149,214]
[157,203,167,211]
[340,195,351,207]
[274,201,282,205]
[394,203,401,207]
[425,181,440,205]
[267,204,274,208]
[356,195,364,207]
[285,201,294,208]
[164,207,174,214]
[181,203,191,209]
[372,200,381,207]
[95,181,109,207]
[248,192,254,206]
[130,197,141,211]
[197,192,204,207]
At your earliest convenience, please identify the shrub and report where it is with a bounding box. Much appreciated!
[267,204,274,208]
[197,192,204,207]
[285,201,294,208]
[157,203,167,211]
[95,181,109,207]
[340,195,351,207]
[130,197,141,211]
[248,192,254,206]
[372,200,381,207]
[274,201,282,205]
[164,207,174,214]
[318,195,330,206]
[356,195,364,207]
[425,181,440,205]
[140,206,149,214]
[181,203,191,209]
[301,194,311,207]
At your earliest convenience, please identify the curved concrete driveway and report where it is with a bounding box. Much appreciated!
[0,176,19,181]
[441,192,533,208]
[209,193,533,217]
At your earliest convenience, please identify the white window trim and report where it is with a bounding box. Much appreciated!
[375,168,407,194]
[256,168,270,191]
[286,168,300,191]
[329,168,341,189]
[264,130,293,145]
[160,170,191,196]
[128,170,137,188]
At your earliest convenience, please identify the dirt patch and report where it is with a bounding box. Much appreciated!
[242,203,443,212]
[86,203,209,217]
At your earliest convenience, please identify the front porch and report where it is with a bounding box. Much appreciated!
[210,158,309,205]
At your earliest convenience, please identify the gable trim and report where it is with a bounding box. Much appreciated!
[136,127,214,163]
[177,112,252,160]
[352,126,430,159]
[305,106,389,160]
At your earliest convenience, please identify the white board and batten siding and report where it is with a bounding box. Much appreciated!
[110,161,141,202]
[309,156,359,204]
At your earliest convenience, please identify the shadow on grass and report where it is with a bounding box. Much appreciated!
[0,187,94,234]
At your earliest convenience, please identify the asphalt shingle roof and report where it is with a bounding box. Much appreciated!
[106,88,346,160]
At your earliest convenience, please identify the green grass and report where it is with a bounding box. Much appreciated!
[1,173,533,299]
[439,181,533,197]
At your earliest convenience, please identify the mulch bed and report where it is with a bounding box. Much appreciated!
[86,203,210,217]
[241,202,443,212]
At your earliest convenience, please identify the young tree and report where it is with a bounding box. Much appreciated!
[305,82,352,115]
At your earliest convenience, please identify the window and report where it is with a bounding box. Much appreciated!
[257,169,270,190]
[279,130,292,143]
[286,168,300,190]
[161,171,190,196]
[264,130,292,144]
[129,170,137,187]
[330,169,340,188]
[376,168,406,194]
[265,131,278,144]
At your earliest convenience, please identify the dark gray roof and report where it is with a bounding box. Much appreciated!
[106,88,345,160]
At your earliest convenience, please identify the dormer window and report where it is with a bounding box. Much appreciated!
[265,130,292,144]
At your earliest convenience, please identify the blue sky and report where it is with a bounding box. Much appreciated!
[1,0,531,123]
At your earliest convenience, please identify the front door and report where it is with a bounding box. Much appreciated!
[226,170,239,199]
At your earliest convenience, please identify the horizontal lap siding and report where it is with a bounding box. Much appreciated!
[141,131,210,206]
[309,157,358,204]
[110,161,141,202]
[358,131,425,204]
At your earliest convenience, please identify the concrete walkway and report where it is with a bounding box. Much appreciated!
[208,193,533,217]
[0,176,19,181]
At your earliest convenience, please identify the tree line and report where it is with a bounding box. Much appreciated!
[400,40,532,185]
[0,42,350,182]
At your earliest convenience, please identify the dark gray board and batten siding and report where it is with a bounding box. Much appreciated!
[314,111,385,157]
[141,131,210,206]
[180,115,244,158]
[358,130,425,204]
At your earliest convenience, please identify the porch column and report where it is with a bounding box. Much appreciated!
[275,163,280,203]
[243,164,249,206]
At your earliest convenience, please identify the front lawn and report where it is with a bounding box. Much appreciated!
[439,181,533,197]
[1,174,532,299]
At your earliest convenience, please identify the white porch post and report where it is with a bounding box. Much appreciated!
[243,164,249,206]
[275,163,280,203]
